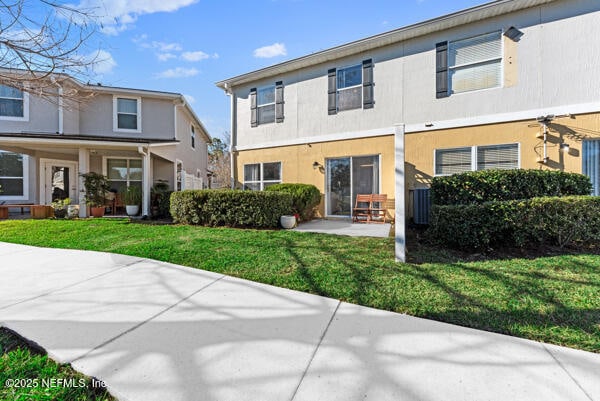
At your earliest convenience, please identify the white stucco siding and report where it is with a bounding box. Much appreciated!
[232,0,600,149]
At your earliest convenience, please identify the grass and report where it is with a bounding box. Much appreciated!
[0,328,115,401]
[0,219,598,353]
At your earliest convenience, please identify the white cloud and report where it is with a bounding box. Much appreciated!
[88,49,117,75]
[253,42,287,58]
[157,52,177,61]
[151,41,182,52]
[183,94,195,104]
[155,67,199,79]
[72,0,199,35]
[181,51,210,62]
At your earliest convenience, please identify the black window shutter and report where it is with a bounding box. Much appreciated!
[362,59,374,109]
[275,81,284,123]
[250,88,258,127]
[436,42,449,98]
[327,68,337,115]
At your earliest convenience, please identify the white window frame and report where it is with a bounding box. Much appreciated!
[434,143,520,176]
[448,31,503,96]
[257,85,276,125]
[113,96,142,133]
[191,125,196,149]
[0,85,29,122]
[336,63,362,112]
[243,162,282,190]
[0,151,29,200]
[102,157,143,190]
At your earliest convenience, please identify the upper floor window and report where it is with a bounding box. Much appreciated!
[0,85,28,120]
[0,151,28,199]
[328,59,373,114]
[436,32,502,98]
[191,125,196,149]
[250,82,284,127]
[114,96,141,132]
[435,143,519,176]
[336,64,362,111]
[257,86,275,125]
[243,162,281,190]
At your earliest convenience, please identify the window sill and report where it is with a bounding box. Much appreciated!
[0,116,28,122]
[114,128,142,134]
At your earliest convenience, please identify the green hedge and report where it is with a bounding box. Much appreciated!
[427,196,600,250]
[170,189,293,228]
[264,183,321,220]
[431,169,592,206]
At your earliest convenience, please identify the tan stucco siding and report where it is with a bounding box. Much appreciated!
[235,134,396,218]
[235,112,600,220]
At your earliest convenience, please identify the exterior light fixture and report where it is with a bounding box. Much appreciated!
[313,161,323,170]
[504,26,524,41]
[560,143,570,153]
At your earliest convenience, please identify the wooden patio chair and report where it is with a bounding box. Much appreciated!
[112,193,125,215]
[353,194,372,223]
[370,194,388,224]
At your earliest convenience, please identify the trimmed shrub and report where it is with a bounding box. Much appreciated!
[431,169,592,206]
[170,189,293,228]
[427,196,600,250]
[264,183,321,220]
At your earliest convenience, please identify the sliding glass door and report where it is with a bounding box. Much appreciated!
[326,155,379,217]
[583,140,600,196]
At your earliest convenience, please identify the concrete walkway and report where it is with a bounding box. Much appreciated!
[294,219,392,237]
[0,242,598,401]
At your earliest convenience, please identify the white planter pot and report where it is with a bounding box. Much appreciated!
[67,205,79,218]
[280,215,296,229]
[126,205,140,216]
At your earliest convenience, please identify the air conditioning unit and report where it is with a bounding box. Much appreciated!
[413,188,431,225]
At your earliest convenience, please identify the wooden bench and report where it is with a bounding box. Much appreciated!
[0,204,53,219]
[352,194,389,224]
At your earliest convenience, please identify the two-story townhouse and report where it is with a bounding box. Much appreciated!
[0,72,210,217]
[217,0,600,226]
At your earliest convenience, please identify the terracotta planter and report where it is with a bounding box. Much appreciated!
[90,206,106,218]
[32,205,52,219]
[0,208,7,219]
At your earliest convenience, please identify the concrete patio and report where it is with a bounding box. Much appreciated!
[0,242,598,401]
[293,218,392,238]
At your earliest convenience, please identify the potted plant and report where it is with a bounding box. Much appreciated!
[81,172,110,217]
[124,185,142,216]
[51,198,70,218]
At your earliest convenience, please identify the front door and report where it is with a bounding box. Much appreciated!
[326,155,379,217]
[40,159,78,204]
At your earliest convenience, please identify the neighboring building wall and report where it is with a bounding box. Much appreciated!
[231,0,600,150]
[174,106,208,186]
[79,94,175,140]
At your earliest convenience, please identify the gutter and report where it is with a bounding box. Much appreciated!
[216,0,555,89]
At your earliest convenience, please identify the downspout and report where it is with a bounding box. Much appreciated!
[173,98,186,188]
[225,83,236,189]
[51,77,64,134]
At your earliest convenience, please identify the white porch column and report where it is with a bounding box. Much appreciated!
[394,124,406,263]
[142,148,151,217]
[78,148,89,218]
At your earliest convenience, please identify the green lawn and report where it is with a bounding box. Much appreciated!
[0,328,115,401]
[0,219,599,353]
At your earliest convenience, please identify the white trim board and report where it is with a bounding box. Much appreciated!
[233,102,600,152]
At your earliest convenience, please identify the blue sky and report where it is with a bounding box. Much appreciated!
[75,0,487,140]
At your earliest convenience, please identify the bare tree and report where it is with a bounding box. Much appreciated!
[0,0,100,100]
[208,135,231,189]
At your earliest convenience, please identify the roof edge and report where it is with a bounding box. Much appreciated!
[216,0,555,89]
